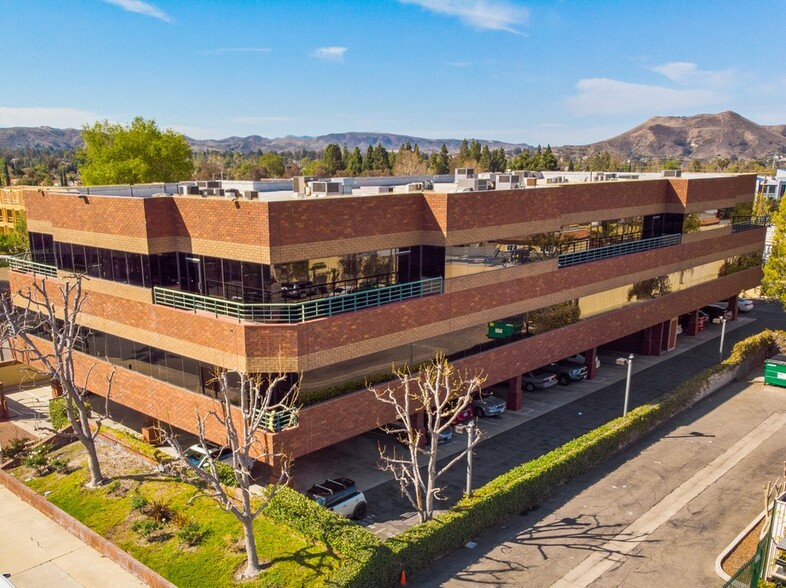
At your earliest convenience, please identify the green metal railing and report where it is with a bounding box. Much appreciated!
[259,408,298,432]
[153,277,443,323]
[8,257,58,278]
[723,533,771,588]
[731,215,769,233]
[557,233,682,268]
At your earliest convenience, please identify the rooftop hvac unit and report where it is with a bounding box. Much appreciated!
[206,180,221,188]
[225,189,239,199]
[455,167,475,180]
[406,182,424,191]
[310,181,341,196]
[662,169,682,178]
[243,190,259,200]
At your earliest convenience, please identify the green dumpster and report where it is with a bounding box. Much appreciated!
[487,321,523,339]
[765,354,786,388]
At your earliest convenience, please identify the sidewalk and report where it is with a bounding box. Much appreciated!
[0,486,145,587]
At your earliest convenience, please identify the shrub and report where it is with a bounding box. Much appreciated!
[177,522,207,546]
[131,518,162,540]
[147,498,172,523]
[49,397,91,431]
[171,510,191,529]
[21,444,52,475]
[49,456,70,473]
[267,487,395,587]
[215,462,238,487]
[1,437,30,461]
[130,493,148,511]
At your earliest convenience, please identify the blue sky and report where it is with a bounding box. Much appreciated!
[1,0,784,146]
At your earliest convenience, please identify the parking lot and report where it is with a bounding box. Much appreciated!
[291,312,759,536]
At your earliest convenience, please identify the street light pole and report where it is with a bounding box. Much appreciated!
[719,317,727,362]
[465,420,475,497]
[616,353,634,417]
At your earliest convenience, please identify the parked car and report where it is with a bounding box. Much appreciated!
[715,298,754,313]
[280,280,318,299]
[182,442,232,469]
[701,304,733,322]
[451,404,474,425]
[425,426,454,445]
[679,311,708,332]
[471,393,507,417]
[540,361,588,386]
[306,478,367,520]
[563,353,601,370]
[522,369,559,392]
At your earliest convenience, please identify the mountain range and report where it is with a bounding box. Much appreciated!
[1,111,785,161]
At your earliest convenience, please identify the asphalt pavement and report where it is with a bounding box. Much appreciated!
[363,300,786,537]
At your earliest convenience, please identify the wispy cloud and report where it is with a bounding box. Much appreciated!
[101,0,171,22]
[312,47,348,62]
[209,47,272,55]
[565,78,725,117]
[650,62,736,89]
[0,106,104,128]
[398,0,529,34]
[232,116,294,124]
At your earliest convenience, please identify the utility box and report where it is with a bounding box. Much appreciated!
[487,320,523,339]
[765,354,786,387]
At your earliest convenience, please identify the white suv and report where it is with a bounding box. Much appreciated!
[306,478,368,520]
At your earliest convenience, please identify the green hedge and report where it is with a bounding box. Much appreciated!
[384,329,786,578]
[267,487,394,587]
[281,329,785,586]
[48,397,91,431]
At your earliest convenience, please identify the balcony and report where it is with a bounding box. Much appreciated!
[153,277,443,323]
[557,233,682,268]
[731,215,769,233]
[8,257,58,278]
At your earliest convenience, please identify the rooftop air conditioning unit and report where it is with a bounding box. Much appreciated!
[243,190,259,200]
[455,167,475,180]
[662,169,682,178]
[206,180,221,188]
[310,181,341,196]
[406,182,424,191]
[225,189,239,199]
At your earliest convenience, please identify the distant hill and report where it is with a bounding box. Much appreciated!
[567,111,786,160]
[2,112,785,161]
[0,127,528,154]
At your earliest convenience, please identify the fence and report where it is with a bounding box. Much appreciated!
[557,233,682,268]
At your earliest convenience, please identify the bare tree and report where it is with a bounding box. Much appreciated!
[0,275,113,487]
[373,355,486,523]
[165,369,298,579]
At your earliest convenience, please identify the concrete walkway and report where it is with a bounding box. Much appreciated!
[0,486,145,587]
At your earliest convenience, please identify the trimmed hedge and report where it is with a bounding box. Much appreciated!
[276,329,785,586]
[49,397,91,431]
[267,487,394,587]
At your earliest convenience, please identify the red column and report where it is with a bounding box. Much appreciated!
[584,348,598,380]
[506,374,523,411]
[686,310,700,336]
[727,295,739,320]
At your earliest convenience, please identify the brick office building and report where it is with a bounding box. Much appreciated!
[7,172,765,465]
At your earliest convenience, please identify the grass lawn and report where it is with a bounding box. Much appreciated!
[16,442,339,587]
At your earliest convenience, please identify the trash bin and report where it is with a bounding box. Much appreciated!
[486,321,523,339]
[765,354,786,388]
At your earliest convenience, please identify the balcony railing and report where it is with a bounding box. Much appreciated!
[258,408,298,432]
[731,215,769,233]
[8,257,58,278]
[557,233,682,268]
[153,277,443,323]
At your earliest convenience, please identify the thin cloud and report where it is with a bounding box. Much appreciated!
[0,106,104,128]
[102,0,171,22]
[398,0,529,34]
[565,78,725,117]
[209,48,272,55]
[650,62,735,87]
[312,47,348,62]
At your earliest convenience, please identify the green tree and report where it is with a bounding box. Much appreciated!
[0,213,28,255]
[79,117,193,185]
[346,147,363,176]
[363,146,374,172]
[542,145,559,171]
[469,139,482,163]
[429,144,450,175]
[478,145,492,172]
[322,143,344,176]
[258,152,284,178]
[371,144,391,171]
[458,139,470,164]
[763,196,786,303]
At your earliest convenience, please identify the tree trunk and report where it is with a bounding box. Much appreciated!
[83,436,104,487]
[241,517,261,578]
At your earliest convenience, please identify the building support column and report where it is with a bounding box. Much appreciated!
[640,322,665,356]
[727,295,739,320]
[0,383,7,421]
[686,310,700,336]
[584,348,598,380]
[505,374,523,411]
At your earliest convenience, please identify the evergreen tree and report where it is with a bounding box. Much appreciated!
[458,139,470,164]
[430,144,451,175]
[491,148,507,172]
[542,145,559,171]
[372,144,390,171]
[322,143,344,176]
[478,145,492,172]
[346,147,363,176]
[469,139,482,163]
[363,146,374,172]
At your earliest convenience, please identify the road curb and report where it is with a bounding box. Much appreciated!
[715,509,766,581]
